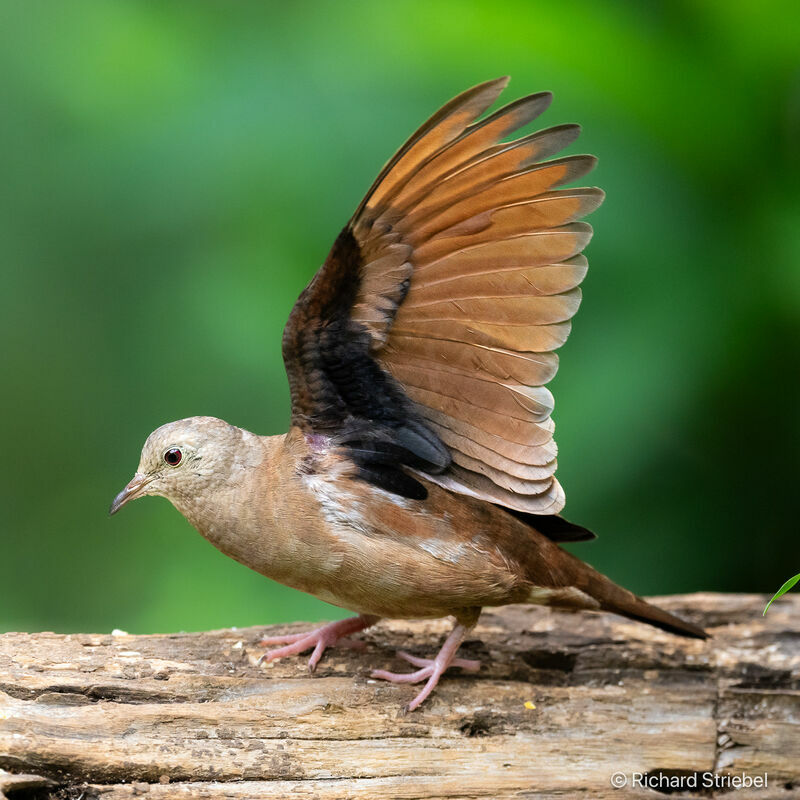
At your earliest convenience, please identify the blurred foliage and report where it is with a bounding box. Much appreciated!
[1,0,798,635]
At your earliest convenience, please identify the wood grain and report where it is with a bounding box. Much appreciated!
[1,593,798,799]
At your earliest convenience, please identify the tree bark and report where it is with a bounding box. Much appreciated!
[0,593,798,799]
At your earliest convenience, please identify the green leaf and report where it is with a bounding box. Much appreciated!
[763,573,800,615]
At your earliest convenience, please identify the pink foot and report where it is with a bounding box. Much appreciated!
[370,622,479,711]
[259,614,379,672]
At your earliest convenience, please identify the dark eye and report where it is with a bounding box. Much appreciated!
[164,448,182,466]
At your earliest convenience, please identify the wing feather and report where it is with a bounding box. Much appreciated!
[282,79,603,515]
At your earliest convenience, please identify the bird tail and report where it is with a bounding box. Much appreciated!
[560,551,708,639]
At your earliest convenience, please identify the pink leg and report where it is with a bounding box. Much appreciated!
[371,621,480,711]
[259,614,379,672]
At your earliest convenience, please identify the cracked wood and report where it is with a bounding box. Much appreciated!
[0,593,798,799]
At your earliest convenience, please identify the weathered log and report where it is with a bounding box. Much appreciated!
[0,593,798,799]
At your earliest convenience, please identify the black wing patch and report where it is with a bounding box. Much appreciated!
[505,509,597,542]
[283,228,450,500]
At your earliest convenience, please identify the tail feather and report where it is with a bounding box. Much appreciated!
[583,568,707,639]
[557,550,708,639]
[602,592,708,639]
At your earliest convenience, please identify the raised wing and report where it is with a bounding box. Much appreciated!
[282,77,603,515]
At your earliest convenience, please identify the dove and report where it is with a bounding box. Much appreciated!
[111,78,706,712]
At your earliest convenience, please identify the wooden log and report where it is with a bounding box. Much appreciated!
[0,593,798,799]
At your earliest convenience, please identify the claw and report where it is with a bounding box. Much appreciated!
[258,615,378,670]
[370,621,480,711]
[395,649,481,672]
[371,666,431,684]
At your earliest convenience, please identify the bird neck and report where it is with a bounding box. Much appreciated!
[173,428,285,555]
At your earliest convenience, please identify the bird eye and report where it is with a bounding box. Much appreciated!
[164,448,182,466]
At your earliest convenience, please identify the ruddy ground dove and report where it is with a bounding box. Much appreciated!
[111,78,706,712]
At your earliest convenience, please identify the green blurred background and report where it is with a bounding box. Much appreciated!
[2,1,798,635]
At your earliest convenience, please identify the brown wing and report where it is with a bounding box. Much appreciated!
[282,77,603,514]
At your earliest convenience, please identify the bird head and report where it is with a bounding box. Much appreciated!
[109,416,244,516]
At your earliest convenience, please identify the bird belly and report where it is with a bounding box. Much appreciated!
[281,473,527,619]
